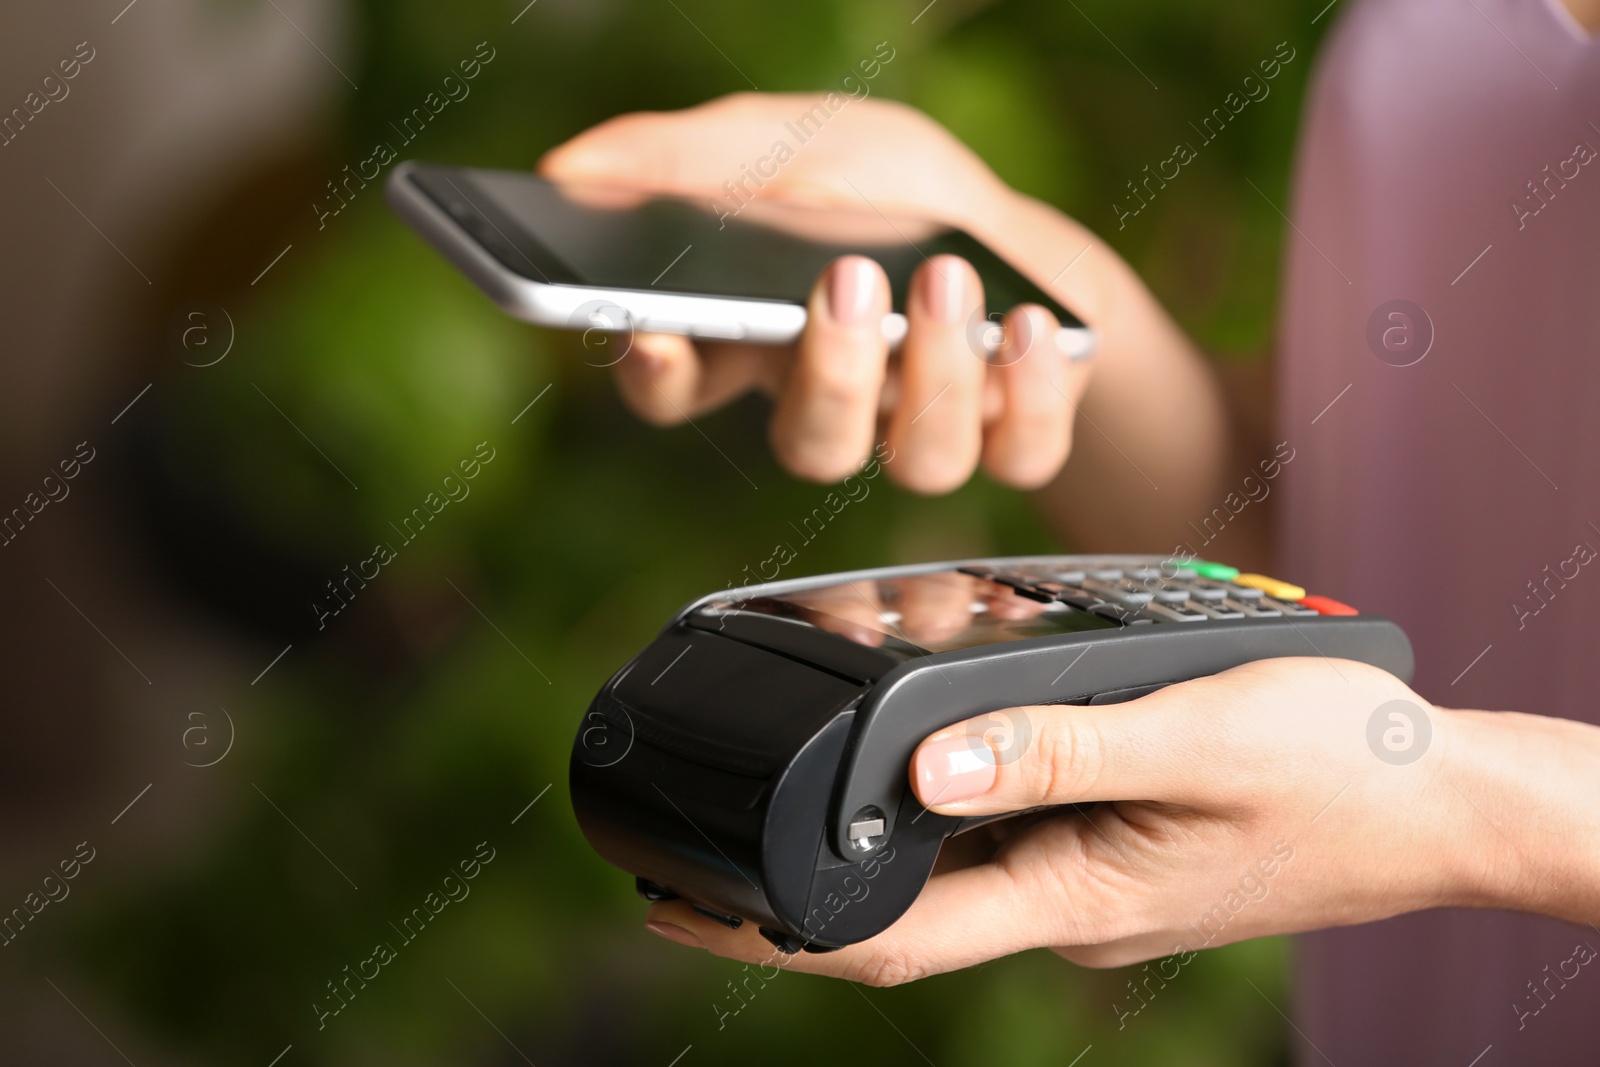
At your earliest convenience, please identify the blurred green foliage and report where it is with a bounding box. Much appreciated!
[69,0,1327,1062]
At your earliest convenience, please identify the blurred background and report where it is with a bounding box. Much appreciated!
[1,0,1324,1062]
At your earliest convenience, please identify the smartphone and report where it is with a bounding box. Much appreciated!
[385,161,1095,359]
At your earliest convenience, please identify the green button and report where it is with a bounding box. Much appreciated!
[1192,560,1239,580]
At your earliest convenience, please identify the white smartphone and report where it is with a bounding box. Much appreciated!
[385,161,1095,359]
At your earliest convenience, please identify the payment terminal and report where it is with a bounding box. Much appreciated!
[569,555,1412,954]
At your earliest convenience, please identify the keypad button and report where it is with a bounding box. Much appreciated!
[1182,583,1229,602]
[1226,585,1265,600]
[1082,579,1153,607]
[1192,560,1240,580]
[1039,585,1100,610]
[1190,601,1245,620]
[1223,597,1281,618]
[1052,569,1087,584]
[1140,602,1207,623]
[1089,603,1138,624]
[1127,567,1162,581]
[1233,573,1307,601]
[1087,568,1124,581]
[1162,559,1199,577]
[1265,597,1319,617]
[1300,595,1359,616]
[1153,588,1192,603]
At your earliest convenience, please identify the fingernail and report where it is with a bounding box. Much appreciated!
[919,257,967,325]
[646,920,705,949]
[1056,326,1097,362]
[826,256,877,326]
[913,734,996,806]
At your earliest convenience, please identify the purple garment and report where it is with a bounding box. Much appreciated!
[1277,0,1600,1060]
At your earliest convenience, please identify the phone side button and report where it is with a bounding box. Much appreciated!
[690,321,747,340]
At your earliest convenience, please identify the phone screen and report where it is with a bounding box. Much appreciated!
[405,164,1084,328]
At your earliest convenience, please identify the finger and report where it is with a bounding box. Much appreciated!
[538,95,790,196]
[642,855,1070,986]
[982,305,1086,489]
[769,256,891,482]
[886,256,986,494]
[610,333,696,425]
[909,681,1218,815]
[538,110,713,190]
[612,333,776,426]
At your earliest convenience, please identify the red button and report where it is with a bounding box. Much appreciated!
[1299,595,1358,616]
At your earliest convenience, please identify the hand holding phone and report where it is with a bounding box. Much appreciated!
[391,95,1103,493]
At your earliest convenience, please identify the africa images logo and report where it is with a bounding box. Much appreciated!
[1366,699,1432,766]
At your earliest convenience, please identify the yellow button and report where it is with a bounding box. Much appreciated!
[1233,573,1306,601]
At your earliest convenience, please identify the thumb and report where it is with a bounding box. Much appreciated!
[909,685,1215,815]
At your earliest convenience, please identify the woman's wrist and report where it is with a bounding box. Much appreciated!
[1443,707,1600,924]
[964,187,1130,329]
[968,186,1242,552]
